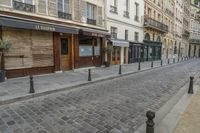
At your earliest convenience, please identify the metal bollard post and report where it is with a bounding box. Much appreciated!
[151,59,153,68]
[138,58,141,71]
[160,60,163,66]
[168,59,170,64]
[29,75,35,93]
[188,76,194,94]
[173,58,175,63]
[181,57,183,61]
[88,69,92,81]
[146,110,155,133]
[119,65,122,74]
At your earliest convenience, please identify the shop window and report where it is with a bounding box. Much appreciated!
[61,39,68,55]
[94,38,100,56]
[79,36,93,57]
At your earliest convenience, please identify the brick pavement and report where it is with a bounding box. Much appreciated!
[0,58,181,105]
[0,58,199,133]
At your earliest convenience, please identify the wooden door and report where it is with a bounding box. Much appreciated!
[60,38,71,71]
[111,47,121,65]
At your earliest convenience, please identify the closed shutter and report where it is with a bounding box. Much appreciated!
[37,0,47,15]
[97,6,103,26]
[48,0,57,16]
[73,0,80,21]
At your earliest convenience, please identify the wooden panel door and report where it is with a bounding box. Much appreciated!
[111,47,120,65]
[60,38,71,71]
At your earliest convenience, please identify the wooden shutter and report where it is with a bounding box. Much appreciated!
[37,0,47,15]
[48,0,57,16]
[73,0,81,21]
[97,6,103,26]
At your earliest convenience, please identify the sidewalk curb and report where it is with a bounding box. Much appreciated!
[134,69,200,133]
[0,59,195,106]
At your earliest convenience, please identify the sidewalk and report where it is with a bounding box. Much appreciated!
[0,58,189,105]
[173,85,200,133]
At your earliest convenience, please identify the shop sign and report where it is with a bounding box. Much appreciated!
[35,25,56,32]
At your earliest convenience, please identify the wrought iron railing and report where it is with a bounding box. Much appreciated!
[144,15,168,33]
[58,11,72,20]
[13,0,35,12]
[87,18,96,25]
[189,39,200,44]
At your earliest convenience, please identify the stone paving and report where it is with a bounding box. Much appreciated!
[0,58,199,133]
[0,58,183,104]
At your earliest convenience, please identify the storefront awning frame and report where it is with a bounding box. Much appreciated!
[109,39,129,47]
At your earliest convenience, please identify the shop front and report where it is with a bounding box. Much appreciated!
[0,16,78,78]
[108,39,129,65]
[143,40,162,61]
[74,29,108,68]
[128,42,143,63]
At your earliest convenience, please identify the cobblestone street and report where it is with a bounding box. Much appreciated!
[0,59,200,133]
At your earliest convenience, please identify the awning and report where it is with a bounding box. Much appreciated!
[110,39,129,47]
[79,28,110,38]
[0,16,79,34]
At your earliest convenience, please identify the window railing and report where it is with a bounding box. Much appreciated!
[189,39,200,44]
[13,0,35,12]
[110,5,117,13]
[111,32,117,39]
[144,15,168,33]
[124,11,129,18]
[87,18,96,25]
[58,11,72,20]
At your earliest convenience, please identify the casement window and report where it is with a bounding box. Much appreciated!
[87,3,96,25]
[111,27,117,39]
[123,0,129,18]
[135,2,139,21]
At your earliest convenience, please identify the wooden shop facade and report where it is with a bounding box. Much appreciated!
[0,13,108,78]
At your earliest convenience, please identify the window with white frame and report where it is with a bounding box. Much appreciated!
[87,3,95,19]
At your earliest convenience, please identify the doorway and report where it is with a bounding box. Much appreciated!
[60,38,71,71]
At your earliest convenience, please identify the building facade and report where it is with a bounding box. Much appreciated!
[182,0,190,57]
[189,0,200,57]
[106,0,144,64]
[144,0,167,61]
[0,0,108,78]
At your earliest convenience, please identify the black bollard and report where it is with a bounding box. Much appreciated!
[146,110,155,133]
[29,75,35,93]
[173,58,175,63]
[188,76,194,94]
[119,65,122,74]
[138,58,141,71]
[151,59,153,68]
[88,69,92,81]
[181,57,183,61]
[160,60,163,66]
[168,59,170,64]
[178,58,179,62]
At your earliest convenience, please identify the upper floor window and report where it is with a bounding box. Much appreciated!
[134,32,139,42]
[87,3,96,25]
[135,2,139,21]
[110,0,117,13]
[13,0,35,12]
[125,30,128,40]
[111,27,117,39]
[123,0,129,18]
[57,0,72,20]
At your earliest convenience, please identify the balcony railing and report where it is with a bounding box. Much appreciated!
[13,0,35,12]
[87,18,96,25]
[182,29,190,37]
[124,11,129,18]
[144,15,168,33]
[189,39,200,44]
[165,8,174,17]
[110,5,117,13]
[58,11,72,20]
[111,32,117,39]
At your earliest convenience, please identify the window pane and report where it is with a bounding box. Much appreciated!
[64,0,69,13]
[87,4,94,19]
[25,0,32,4]
[58,0,63,11]
[61,39,68,55]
